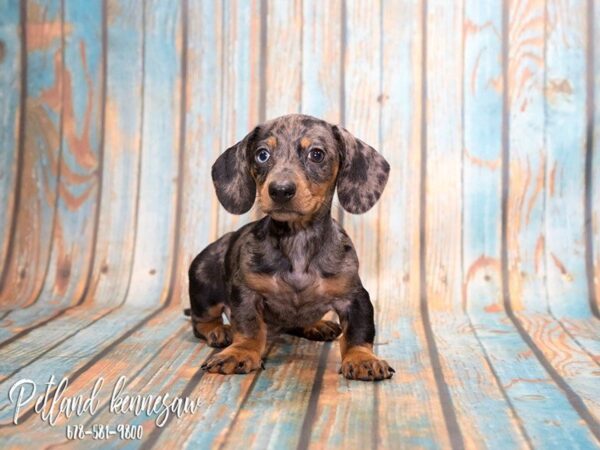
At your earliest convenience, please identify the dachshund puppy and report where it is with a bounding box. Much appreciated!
[187,114,393,381]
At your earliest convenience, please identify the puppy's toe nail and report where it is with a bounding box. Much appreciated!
[338,367,342,374]
[389,367,395,373]
[261,361,266,370]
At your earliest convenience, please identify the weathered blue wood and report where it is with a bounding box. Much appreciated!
[460,0,531,446]
[472,316,599,447]
[0,303,107,343]
[0,0,62,309]
[0,307,182,437]
[376,0,451,446]
[0,305,113,383]
[342,0,381,297]
[173,0,222,307]
[505,0,548,315]
[544,0,591,319]
[207,338,323,449]
[70,323,210,450]
[217,0,261,236]
[149,345,257,449]
[424,0,463,315]
[301,0,341,122]
[265,0,302,118]
[88,0,143,307]
[507,0,600,425]
[127,0,182,307]
[425,0,529,447]
[0,0,21,279]
[0,321,189,445]
[38,0,103,307]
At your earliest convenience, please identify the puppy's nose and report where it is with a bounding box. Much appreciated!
[268,181,296,204]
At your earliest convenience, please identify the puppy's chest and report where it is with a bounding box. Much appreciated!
[244,262,349,328]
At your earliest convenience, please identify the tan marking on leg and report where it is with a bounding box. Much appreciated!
[191,304,232,348]
[202,319,268,374]
[339,335,394,381]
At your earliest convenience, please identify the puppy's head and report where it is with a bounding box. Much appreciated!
[212,114,390,221]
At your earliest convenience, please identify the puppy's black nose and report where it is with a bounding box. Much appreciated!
[268,182,296,204]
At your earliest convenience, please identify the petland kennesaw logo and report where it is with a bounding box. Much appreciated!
[7,375,202,427]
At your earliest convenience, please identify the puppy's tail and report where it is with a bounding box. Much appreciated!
[183,308,191,317]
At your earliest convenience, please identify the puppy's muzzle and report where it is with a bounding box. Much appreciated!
[268,181,296,204]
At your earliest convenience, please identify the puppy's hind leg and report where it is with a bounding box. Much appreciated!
[188,252,232,348]
[190,303,232,348]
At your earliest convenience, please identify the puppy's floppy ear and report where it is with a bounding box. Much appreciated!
[333,125,390,214]
[211,127,258,214]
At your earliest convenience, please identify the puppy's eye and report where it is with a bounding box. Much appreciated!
[308,148,325,163]
[255,148,271,164]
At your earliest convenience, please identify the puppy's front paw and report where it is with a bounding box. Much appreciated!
[301,320,342,341]
[201,347,264,374]
[339,347,394,381]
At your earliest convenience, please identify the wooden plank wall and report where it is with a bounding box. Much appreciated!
[0,0,599,447]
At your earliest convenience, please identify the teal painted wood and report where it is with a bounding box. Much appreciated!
[0,303,107,343]
[0,306,153,424]
[88,0,143,307]
[265,0,302,118]
[0,0,62,309]
[126,0,182,308]
[376,0,450,446]
[210,338,323,449]
[425,0,527,447]
[509,0,600,426]
[37,0,103,307]
[0,305,113,384]
[425,0,463,314]
[468,315,599,447]
[174,0,222,307]
[148,345,256,449]
[0,318,190,446]
[457,0,531,445]
[216,0,261,237]
[342,0,381,297]
[0,0,21,279]
[301,0,341,123]
[462,0,600,444]
[506,0,547,315]
[544,0,591,319]
[77,324,210,450]
[0,306,180,436]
